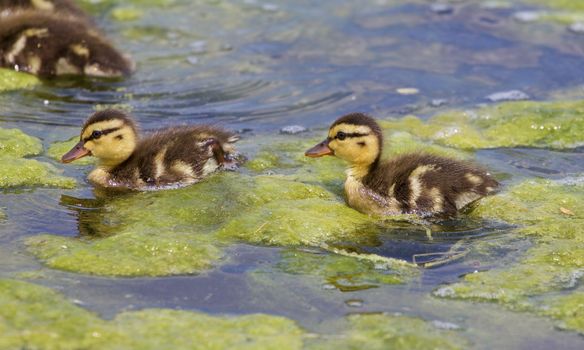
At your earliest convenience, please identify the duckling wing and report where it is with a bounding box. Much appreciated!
[365,154,499,216]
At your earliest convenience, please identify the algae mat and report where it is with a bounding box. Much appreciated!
[0,279,466,350]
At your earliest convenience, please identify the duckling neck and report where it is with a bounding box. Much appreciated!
[346,158,379,181]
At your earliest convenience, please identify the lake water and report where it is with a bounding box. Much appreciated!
[1,0,584,348]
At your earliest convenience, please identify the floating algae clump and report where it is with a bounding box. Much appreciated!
[307,313,467,350]
[1,278,469,349]
[380,100,584,150]
[434,177,584,331]
[27,173,383,277]
[0,157,76,188]
[0,69,39,92]
[218,198,371,246]
[0,127,42,157]
[0,278,305,350]
[26,231,222,277]
[0,127,76,188]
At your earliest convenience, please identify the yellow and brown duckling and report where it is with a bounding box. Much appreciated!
[0,0,92,20]
[61,109,240,190]
[0,4,132,77]
[305,113,499,217]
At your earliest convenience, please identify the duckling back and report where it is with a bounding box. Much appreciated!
[0,0,92,21]
[100,126,240,190]
[361,153,499,217]
[0,4,132,77]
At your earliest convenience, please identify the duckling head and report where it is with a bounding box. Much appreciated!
[61,109,138,168]
[306,113,383,166]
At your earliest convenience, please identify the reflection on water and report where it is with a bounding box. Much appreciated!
[2,0,584,348]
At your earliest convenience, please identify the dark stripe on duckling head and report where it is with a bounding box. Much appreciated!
[82,109,138,135]
[82,127,121,142]
[331,112,383,149]
[332,131,369,140]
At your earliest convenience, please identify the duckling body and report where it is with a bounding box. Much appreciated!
[62,110,240,190]
[306,113,498,217]
[0,9,132,77]
[0,0,91,20]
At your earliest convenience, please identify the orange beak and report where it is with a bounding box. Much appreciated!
[305,139,334,158]
[61,141,91,163]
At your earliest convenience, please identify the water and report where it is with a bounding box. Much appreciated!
[2,0,584,348]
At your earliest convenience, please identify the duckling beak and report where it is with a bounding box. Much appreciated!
[61,141,91,163]
[305,139,333,157]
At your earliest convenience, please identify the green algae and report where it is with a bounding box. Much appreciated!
[26,232,222,277]
[47,137,94,166]
[434,178,584,331]
[0,69,40,92]
[380,100,584,150]
[525,0,584,12]
[308,313,467,350]
[0,157,76,189]
[0,278,470,350]
[0,127,42,158]
[0,127,76,188]
[218,198,371,246]
[27,173,401,277]
[276,250,411,290]
[543,292,584,333]
[111,7,144,21]
[0,278,304,350]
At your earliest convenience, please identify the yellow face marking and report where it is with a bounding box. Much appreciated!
[327,123,380,176]
[408,165,436,207]
[82,119,137,168]
[465,173,483,185]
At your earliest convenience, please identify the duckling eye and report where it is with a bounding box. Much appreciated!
[91,130,103,139]
[336,131,346,141]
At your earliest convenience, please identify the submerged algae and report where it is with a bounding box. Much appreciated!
[380,100,584,150]
[0,278,467,350]
[434,178,584,331]
[276,249,411,290]
[0,69,39,92]
[0,278,304,350]
[307,313,467,350]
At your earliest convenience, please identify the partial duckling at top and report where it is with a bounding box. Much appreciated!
[0,0,91,21]
[305,113,499,217]
[61,110,240,190]
[0,2,132,77]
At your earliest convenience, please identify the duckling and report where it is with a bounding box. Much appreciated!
[0,0,91,21]
[0,11,132,77]
[61,109,240,190]
[305,113,499,217]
